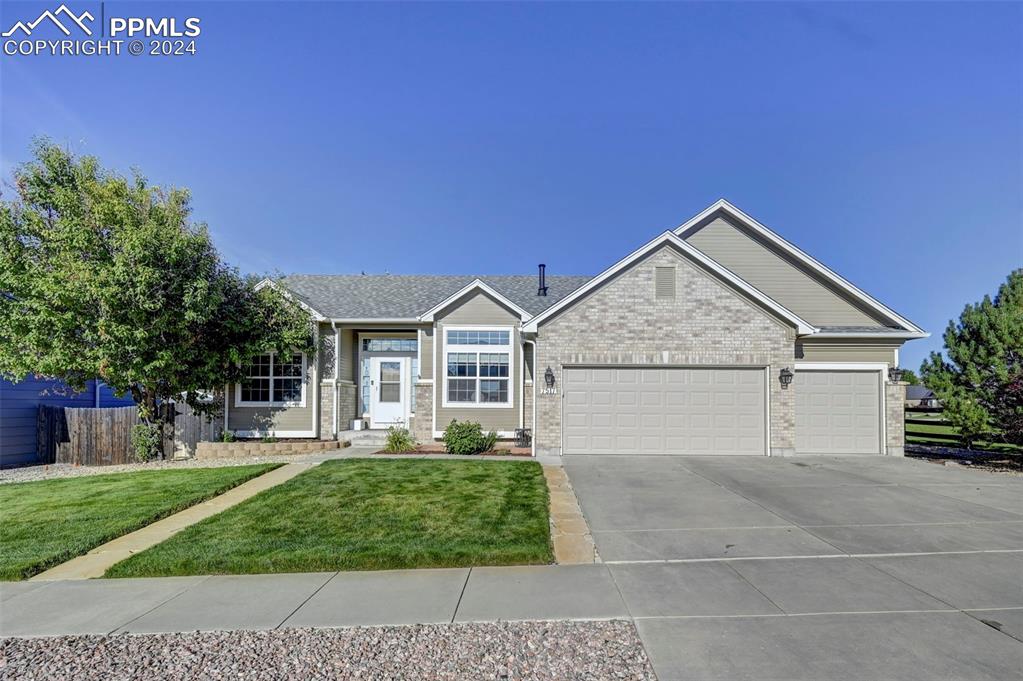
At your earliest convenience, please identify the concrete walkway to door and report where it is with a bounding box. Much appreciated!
[564,453,1023,680]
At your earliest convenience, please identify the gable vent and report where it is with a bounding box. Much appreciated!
[655,266,676,300]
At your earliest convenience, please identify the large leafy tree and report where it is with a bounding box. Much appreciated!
[921,270,1023,448]
[0,140,313,455]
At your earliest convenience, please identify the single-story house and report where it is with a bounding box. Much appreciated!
[0,377,134,467]
[905,385,940,408]
[225,199,926,457]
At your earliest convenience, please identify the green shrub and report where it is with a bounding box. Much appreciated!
[261,435,278,443]
[384,426,416,453]
[442,420,499,455]
[130,423,162,462]
[220,430,236,443]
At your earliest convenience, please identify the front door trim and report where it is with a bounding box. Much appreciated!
[369,356,409,429]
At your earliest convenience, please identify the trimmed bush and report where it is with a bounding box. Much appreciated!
[384,426,416,453]
[443,420,499,456]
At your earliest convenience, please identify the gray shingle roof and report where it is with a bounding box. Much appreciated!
[279,274,592,319]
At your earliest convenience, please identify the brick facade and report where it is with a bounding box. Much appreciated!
[413,383,433,442]
[533,246,796,456]
[338,382,358,430]
[886,382,906,456]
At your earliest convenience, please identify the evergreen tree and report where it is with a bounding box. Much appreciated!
[921,270,1023,447]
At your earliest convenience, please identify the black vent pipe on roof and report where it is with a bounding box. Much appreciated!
[537,263,548,296]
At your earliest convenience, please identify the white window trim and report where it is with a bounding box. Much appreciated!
[441,325,515,409]
[235,351,308,408]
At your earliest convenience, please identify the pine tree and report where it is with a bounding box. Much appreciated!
[921,270,1023,448]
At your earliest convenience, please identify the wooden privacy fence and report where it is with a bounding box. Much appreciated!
[172,401,223,459]
[37,402,222,466]
[37,405,141,466]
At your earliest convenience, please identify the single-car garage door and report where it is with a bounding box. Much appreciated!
[562,367,766,455]
[795,370,882,455]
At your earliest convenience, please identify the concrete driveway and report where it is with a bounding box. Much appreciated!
[564,454,1023,681]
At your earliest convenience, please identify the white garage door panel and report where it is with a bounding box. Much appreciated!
[562,368,766,455]
[795,370,881,455]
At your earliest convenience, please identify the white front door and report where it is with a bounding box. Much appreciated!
[369,357,407,428]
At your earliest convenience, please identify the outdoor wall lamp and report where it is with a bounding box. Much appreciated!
[889,367,904,383]
[778,367,794,389]
[544,366,556,388]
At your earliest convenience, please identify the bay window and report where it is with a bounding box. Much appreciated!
[237,352,306,406]
[444,328,513,407]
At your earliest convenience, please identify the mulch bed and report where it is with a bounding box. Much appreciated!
[373,443,531,457]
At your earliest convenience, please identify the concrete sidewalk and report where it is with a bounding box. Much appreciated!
[3,561,1023,680]
[0,564,626,637]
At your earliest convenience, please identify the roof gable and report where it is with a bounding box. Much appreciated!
[676,200,924,334]
[522,231,816,334]
[418,279,530,322]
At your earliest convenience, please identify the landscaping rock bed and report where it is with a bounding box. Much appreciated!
[906,443,1022,475]
[0,453,330,485]
[0,620,654,680]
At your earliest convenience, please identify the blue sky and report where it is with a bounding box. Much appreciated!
[2,1,1021,371]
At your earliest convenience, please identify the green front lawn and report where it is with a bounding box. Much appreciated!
[105,459,553,578]
[906,420,1023,455]
[0,464,281,581]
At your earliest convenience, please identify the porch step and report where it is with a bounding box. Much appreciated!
[339,430,389,447]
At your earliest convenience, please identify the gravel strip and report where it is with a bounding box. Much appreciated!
[0,620,654,680]
[0,456,319,485]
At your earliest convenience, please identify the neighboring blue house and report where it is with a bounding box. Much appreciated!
[0,376,134,468]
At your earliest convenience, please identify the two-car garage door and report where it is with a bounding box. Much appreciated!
[562,368,766,455]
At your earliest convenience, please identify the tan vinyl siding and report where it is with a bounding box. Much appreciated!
[338,327,355,382]
[420,326,434,380]
[228,403,314,433]
[796,341,899,365]
[686,216,893,327]
[434,291,521,434]
[434,290,523,324]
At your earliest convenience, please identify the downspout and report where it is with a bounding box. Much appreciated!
[331,321,339,439]
[524,338,537,458]
[519,340,525,431]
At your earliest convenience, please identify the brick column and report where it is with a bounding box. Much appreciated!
[886,381,906,456]
[319,382,335,440]
[337,382,358,431]
[413,383,433,442]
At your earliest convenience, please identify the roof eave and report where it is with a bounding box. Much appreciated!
[802,330,931,340]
